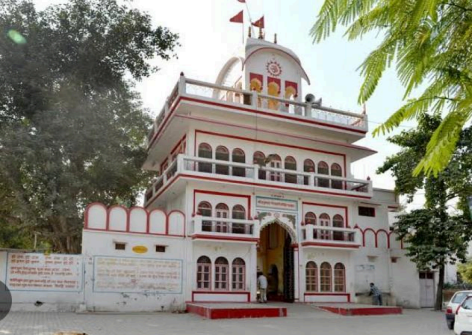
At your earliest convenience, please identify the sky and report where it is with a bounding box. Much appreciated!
[32,0,426,209]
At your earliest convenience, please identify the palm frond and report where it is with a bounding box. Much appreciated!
[414,102,472,176]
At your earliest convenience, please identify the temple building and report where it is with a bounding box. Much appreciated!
[0,33,437,313]
[80,34,440,310]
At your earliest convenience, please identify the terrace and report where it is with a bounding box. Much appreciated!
[144,155,373,207]
[146,75,368,149]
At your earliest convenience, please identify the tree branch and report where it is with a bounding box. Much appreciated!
[446,2,472,12]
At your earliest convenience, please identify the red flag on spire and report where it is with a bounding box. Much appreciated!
[237,0,246,3]
[230,10,244,24]
[252,16,264,28]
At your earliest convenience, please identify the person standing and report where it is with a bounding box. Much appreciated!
[369,282,382,306]
[258,272,268,303]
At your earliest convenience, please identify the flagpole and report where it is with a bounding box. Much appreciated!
[245,0,255,37]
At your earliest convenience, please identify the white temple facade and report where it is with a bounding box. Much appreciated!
[78,36,436,311]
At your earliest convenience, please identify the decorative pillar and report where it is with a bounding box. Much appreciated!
[293,245,300,302]
[250,243,258,302]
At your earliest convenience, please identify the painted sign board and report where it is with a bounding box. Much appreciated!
[256,196,298,212]
[93,256,182,294]
[6,253,83,291]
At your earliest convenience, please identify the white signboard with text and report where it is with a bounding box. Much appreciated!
[93,256,183,294]
[6,253,83,291]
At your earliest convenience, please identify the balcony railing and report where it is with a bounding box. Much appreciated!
[301,225,360,247]
[144,155,372,205]
[192,216,259,240]
[147,76,368,147]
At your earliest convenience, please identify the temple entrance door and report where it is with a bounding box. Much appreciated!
[257,223,295,302]
[283,235,295,302]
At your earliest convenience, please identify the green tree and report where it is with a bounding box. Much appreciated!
[0,0,179,253]
[312,0,472,176]
[377,114,472,310]
[458,260,472,284]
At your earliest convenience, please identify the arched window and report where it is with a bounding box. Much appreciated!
[197,256,211,290]
[319,214,331,240]
[303,159,315,185]
[198,201,212,216]
[215,257,229,290]
[284,156,297,184]
[320,262,332,292]
[232,258,246,290]
[198,143,212,173]
[334,263,346,292]
[253,151,266,180]
[304,212,316,226]
[317,161,329,188]
[333,214,345,241]
[269,154,282,182]
[306,262,318,292]
[215,146,229,175]
[232,148,246,177]
[198,202,212,232]
[215,203,229,233]
[331,163,343,189]
[232,205,247,234]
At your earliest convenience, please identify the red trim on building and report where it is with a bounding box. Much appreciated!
[184,97,366,134]
[148,97,183,148]
[191,291,251,303]
[376,229,390,249]
[302,202,350,228]
[160,158,169,174]
[193,189,252,219]
[192,234,259,243]
[301,242,360,249]
[84,202,108,230]
[186,302,287,319]
[243,47,311,84]
[195,130,347,172]
[144,174,180,208]
[171,134,187,155]
[84,203,185,237]
[176,114,376,154]
[183,174,371,199]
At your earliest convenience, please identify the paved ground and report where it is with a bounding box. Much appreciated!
[0,304,452,335]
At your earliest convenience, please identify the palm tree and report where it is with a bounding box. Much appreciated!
[311,0,472,177]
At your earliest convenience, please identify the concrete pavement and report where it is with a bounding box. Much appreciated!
[0,304,451,335]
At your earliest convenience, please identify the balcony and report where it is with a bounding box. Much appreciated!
[191,216,259,242]
[300,225,361,249]
[144,155,373,207]
[146,76,368,148]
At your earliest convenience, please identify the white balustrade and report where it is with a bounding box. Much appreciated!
[301,225,360,246]
[145,155,373,206]
[146,76,368,147]
[192,216,258,238]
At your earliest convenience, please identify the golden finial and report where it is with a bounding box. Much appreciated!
[274,33,277,44]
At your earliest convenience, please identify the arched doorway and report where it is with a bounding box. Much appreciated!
[257,222,295,302]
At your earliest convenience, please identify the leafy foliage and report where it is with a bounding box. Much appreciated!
[0,0,179,252]
[458,260,472,284]
[377,114,472,309]
[312,0,472,176]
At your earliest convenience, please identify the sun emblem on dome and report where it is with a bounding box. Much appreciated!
[266,60,282,77]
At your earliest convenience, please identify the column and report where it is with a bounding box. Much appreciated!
[293,245,300,302]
